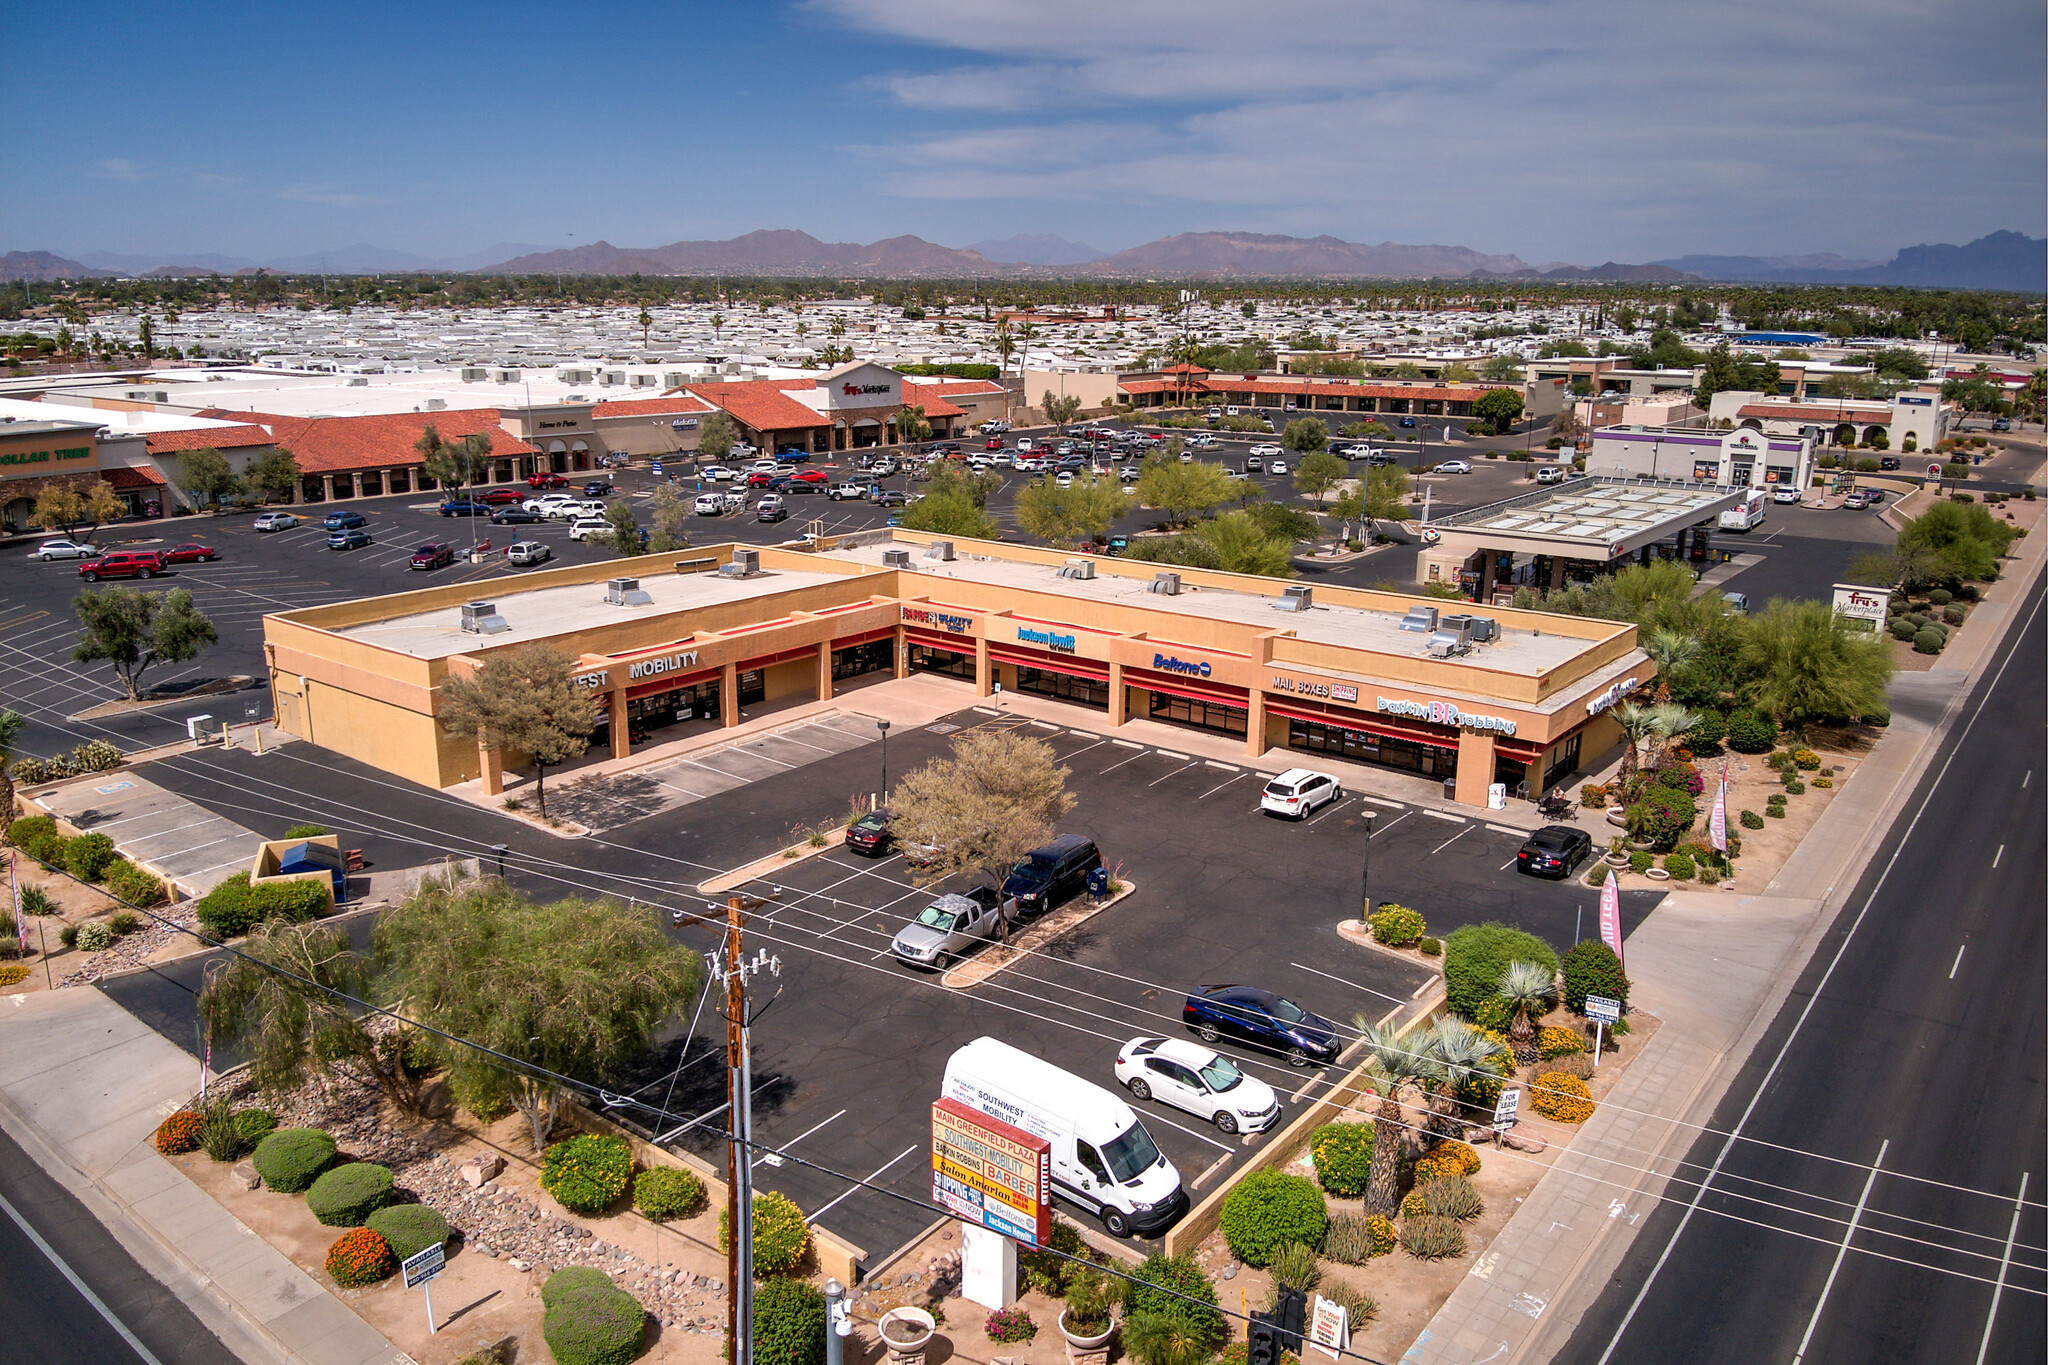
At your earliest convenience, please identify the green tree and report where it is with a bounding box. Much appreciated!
[598,499,642,556]
[1739,600,1895,731]
[1332,463,1411,538]
[645,485,691,553]
[899,491,997,539]
[1193,511,1295,577]
[1472,388,1525,433]
[1898,500,2016,582]
[886,730,1076,915]
[415,425,493,495]
[31,486,88,535]
[176,447,242,508]
[1610,700,1658,790]
[637,306,652,346]
[79,482,125,532]
[1343,419,1393,441]
[1244,501,1320,546]
[375,875,700,1152]
[1013,475,1124,547]
[896,404,932,446]
[1135,459,1236,528]
[1480,353,1525,382]
[436,643,599,819]
[1042,390,1084,432]
[72,586,217,701]
[1280,417,1329,456]
[1868,347,1929,382]
[243,447,303,504]
[695,411,739,464]
[1291,450,1345,504]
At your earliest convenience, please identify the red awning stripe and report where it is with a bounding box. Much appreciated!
[737,645,818,672]
[1137,679,1249,712]
[987,645,1110,681]
[831,627,896,649]
[904,629,973,653]
[1121,667,1248,708]
[1263,700,1459,751]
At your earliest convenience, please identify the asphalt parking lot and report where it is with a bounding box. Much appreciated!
[105,699,1658,1267]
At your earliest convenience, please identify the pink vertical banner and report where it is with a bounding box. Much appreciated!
[1599,868,1624,968]
[1710,778,1728,853]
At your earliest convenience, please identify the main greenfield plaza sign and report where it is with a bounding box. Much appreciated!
[930,1098,1050,1244]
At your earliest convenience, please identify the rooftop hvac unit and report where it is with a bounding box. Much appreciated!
[663,373,687,388]
[1426,629,1471,658]
[1057,558,1095,580]
[425,398,447,411]
[460,367,488,382]
[1272,584,1313,612]
[631,374,657,387]
[882,548,912,568]
[923,540,955,561]
[565,393,587,403]
[494,369,519,384]
[458,601,509,635]
[346,376,369,387]
[1441,612,1476,636]
[600,371,622,386]
[605,577,653,607]
[1467,615,1499,643]
[1150,572,1182,596]
[1399,605,1440,633]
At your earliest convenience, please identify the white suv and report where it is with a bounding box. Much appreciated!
[1260,768,1342,819]
[567,516,613,540]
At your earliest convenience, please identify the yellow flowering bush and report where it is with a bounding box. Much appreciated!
[1531,1072,1595,1123]
[1413,1139,1481,1183]
[1399,1190,1428,1219]
[1792,749,1821,771]
[1538,1026,1586,1061]
[1365,1214,1397,1257]
[539,1134,634,1215]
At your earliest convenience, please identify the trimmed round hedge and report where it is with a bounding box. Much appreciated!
[632,1166,704,1222]
[1218,1169,1326,1268]
[717,1190,811,1275]
[307,1162,394,1227]
[251,1127,337,1193]
[1444,923,1558,1019]
[1367,904,1425,947]
[755,1274,826,1365]
[1724,709,1776,753]
[540,1133,634,1216]
[233,1108,277,1146]
[365,1204,449,1262]
[541,1267,647,1365]
[1532,1072,1595,1123]
[1560,939,1629,1014]
[1125,1254,1224,1346]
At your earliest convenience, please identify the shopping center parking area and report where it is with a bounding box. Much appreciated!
[113,696,1661,1266]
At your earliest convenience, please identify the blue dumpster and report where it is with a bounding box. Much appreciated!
[276,841,346,901]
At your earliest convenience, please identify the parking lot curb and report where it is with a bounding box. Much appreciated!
[938,883,1137,991]
[1336,917,1447,980]
[697,827,848,896]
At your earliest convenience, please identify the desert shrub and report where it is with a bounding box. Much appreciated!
[1943,605,1965,626]
[324,1227,394,1288]
[105,860,168,907]
[1724,709,1776,753]
[1444,923,1557,1019]
[108,908,142,935]
[1548,1052,1597,1079]
[194,872,330,938]
[1580,783,1609,808]
[58,925,77,948]
[251,1127,337,1193]
[1686,710,1726,753]
[234,1108,277,1145]
[718,1190,811,1275]
[154,1111,205,1155]
[283,823,330,839]
[1322,1214,1381,1264]
[18,886,54,917]
[1532,1072,1596,1123]
[1765,803,1785,818]
[1740,809,1764,830]
[1219,1170,1326,1267]
[1888,617,1918,640]
[542,1268,647,1365]
[1267,1241,1322,1293]
[365,1204,449,1263]
[1561,940,1629,1014]
[1628,850,1652,875]
[199,1101,248,1161]
[1418,936,1443,958]
[1125,1254,1224,1346]
[1400,1213,1467,1260]
[6,815,60,853]
[1537,1025,1585,1060]
[75,921,114,952]
[307,1162,394,1227]
[1626,789,1698,849]
[1418,1176,1482,1222]
[632,1166,704,1222]
[1309,1123,1374,1197]
[1663,852,1696,881]
[65,833,118,881]
[541,1134,634,1216]
[1368,904,1425,947]
[1913,628,1945,654]
[984,1304,1036,1343]
[1399,1190,1428,1218]
[449,1070,513,1124]
[1697,862,1723,884]
[1927,588,1952,606]
[1317,1279,1378,1328]
[1785,779,1807,795]
[1413,1140,1481,1182]
[70,739,123,773]
[1019,1217,1089,1295]
[1655,761,1704,796]
[1792,748,1821,771]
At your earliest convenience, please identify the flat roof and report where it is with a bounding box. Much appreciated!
[331,561,843,659]
[1428,476,1741,556]
[834,543,1591,674]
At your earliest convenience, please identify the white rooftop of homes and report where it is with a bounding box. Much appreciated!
[1431,476,1738,547]
[325,560,845,659]
[833,542,1594,673]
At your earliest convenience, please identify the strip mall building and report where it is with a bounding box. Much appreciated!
[263,533,1652,809]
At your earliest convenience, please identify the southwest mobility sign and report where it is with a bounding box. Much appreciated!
[1152,652,1211,678]
[930,1098,1051,1245]
[574,649,702,690]
[1378,696,1517,736]
[1016,625,1077,654]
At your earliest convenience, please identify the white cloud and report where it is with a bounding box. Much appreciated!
[93,158,150,181]
[279,185,385,209]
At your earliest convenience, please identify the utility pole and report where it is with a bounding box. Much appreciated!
[714,892,781,1365]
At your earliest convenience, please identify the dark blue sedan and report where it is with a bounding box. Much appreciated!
[439,500,490,517]
[321,510,366,530]
[1182,985,1341,1066]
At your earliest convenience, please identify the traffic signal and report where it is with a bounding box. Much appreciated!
[1246,1314,1281,1365]
[1275,1286,1307,1351]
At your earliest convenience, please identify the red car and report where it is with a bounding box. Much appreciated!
[160,542,219,564]
[79,550,164,581]
[986,437,1004,450]
[526,472,568,489]
[478,488,526,505]
[788,468,829,484]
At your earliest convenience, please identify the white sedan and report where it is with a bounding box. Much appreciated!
[700,465,736,482]
[1269,459,1289,476]
[1115,1037,1280,1135]
[1435,459,1473,474]
[525,495,580,517]
[1248,443,1284,459]
[31,538,100,560]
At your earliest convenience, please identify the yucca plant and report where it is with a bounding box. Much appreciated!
[1267,1242,1322,1295]
[198,1097,245,1162]
[1122,1311,1215,1365]
[1399,1213,1467,1261]
[1497,960,1555,1067]
[1418,1176,1482,1222]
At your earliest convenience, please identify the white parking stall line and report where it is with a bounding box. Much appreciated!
[154,833,252,860]
[1153,751,1188,761]
[1131,1103,1234,1154]
[1146,761,1200,787]
[1029,719,1060,730]
[1204,760,1239,771]
[1428,825,1473,856]
[804,1144,920,1225]
[118,816,227,846]
[1485,823,1524,836]
[1099,750,1151,774]
[1110,739,1143,749]
[1360,795,1404,809]
[1067,728,1099,737]
[1421,809,1466,823]
[1289,961,1411,1008]
[1302,795,1354,826]
[1058,739,1109,762]
[753,1108,846,1168]
[1373,810,1413,837]
[1198,772,1251,800]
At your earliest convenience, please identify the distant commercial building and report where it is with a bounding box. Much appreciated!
[1705,390,1947,452]
[1586,425,1816,491]
[1116,367,1511,422]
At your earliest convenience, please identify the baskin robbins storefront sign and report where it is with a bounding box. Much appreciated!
[1016,625,1078,655]
[1378,695,1517,736]
[1152,652,1211,678]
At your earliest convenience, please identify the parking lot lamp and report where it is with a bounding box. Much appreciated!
[877,720,891,801]
[1360,811,1376,918]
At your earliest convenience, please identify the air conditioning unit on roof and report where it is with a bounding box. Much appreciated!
[605,577,652,607]
[1057,558,1095,580]
[1149,572,1181,595]
[458,601,509,634]
[1399,605,1439,633]
[883,548,912,568]
[1271,584,1312,611]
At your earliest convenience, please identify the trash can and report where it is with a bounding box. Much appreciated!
[1087,867,1110,900]
[1442,776,1457,800]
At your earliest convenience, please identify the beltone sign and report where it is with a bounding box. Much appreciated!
[1378,696,1517,736]
[1152,652,1211,678]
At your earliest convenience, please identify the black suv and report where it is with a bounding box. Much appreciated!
[1000,835,1103,916]
[1516,824,1592,879]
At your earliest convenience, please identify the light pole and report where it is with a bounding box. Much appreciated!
[876,719,891,801]
[1359,811,1376,918]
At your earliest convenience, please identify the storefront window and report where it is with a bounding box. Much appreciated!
[831,639,893,683]
[1287,718,1454,777]
[1017,666,1107,710]
[909,644,973,679]
[1692,460,1720,482]
[1767,465,1794,486]
[738,669,765,706]
[1149,691,1247,736]
[1542,731,1582,793]
[617,679,720,737]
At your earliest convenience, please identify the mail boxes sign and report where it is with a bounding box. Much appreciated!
[931,1097,1051,1246]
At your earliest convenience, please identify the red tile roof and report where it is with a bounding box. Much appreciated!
[685,382,830,434]
[101,465,166,488]
[1736,404,1893,422]
[194,408,533,474]
[142,424,275,454]
[1116,375,1497,403]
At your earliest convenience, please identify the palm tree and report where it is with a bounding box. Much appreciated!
[709,311,724,342]
[1643,628,1700,703]
[637,307,652,347]
[0,709,23,823]
[1612,699,1658,792]
[993,319,1017,419]
[1422,1017,1510,1140]
[1354,1019,1442,1215]
[1646,701,1703,771]
[1498,960,1555,1067]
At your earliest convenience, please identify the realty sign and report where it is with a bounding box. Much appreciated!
[401,1242,445,1289]
[1584,995,1621,1024]
[1493,1087,1521,1133]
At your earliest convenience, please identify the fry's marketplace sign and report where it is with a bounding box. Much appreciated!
[1378,695,1517,736]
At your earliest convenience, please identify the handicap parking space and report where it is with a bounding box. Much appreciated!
[34,771,267,897]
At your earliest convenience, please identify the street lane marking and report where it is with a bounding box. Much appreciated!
[1429,825,1473,856]
[1791,1138,1887,1365]
[1992,844,2003,867]
[1950,945,1967,979]
[1976,1171,2032,1365]
[0,1187,167,1365]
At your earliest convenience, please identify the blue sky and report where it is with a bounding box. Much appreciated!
[6,0,2043,266]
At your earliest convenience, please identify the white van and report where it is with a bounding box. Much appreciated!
[1718,489,1766,532]
[942,1037,1186,1238]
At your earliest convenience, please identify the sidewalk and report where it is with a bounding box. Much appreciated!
[0,988,404,1365]
[1401,520,2046,1364]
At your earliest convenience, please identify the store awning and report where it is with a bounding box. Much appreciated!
[1264,700,1458,752]
[737,644,820,673]
[905,628,973,653]
[987,644,1110,682]
[1121,667,1247,709]
[832,627,895,650]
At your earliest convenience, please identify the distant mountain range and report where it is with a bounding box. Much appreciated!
[6,229,2040,291]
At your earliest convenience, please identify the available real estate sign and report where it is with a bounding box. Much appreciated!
[930,1097,1051,1245]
